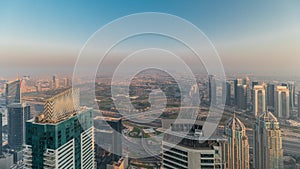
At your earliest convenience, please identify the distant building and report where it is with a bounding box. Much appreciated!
[7,103,31,150]
[94,116,122,167]
[63,78,71,88]
[236,84,248,110]
[106,157,128,169]
[253,111,283,169]
[0,112,2,155]
[23,89,95,169]
[222,82,231,106]
[162,123,226,169]
[5,80,21,106]
[234,78,243,106]
[282,82,295,110]
[298,91,300,118]
[55,78,60,89]
[36,81,42,93]
[224,114,250,169]
[267,83,275,111]
[275,86,290,118]
[208,75,216,105]
[52,75,56,89]
[253,85,266,117]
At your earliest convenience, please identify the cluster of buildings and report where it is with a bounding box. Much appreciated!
[0,74,297,169]
[161,111,284,169]
[210,75,300,120]
[0,76,77,169]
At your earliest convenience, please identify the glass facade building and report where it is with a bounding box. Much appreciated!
[7,103,31,150]
[24,108,94,169]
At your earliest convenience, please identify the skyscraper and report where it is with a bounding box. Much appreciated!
[162,123,226,169]
[275,86,290,118]
[208,75,216,105]
[298,91,300,118]
[63,78,71,88]
[234,78,244,106]
[52,75,56,89]
[282,82,295,110]
[253,111,283,169]
[222,82,231,106]
[253,85,266,117]
[236,84,247,110]
[250,81,259,110]
[5,79,21,106]
[94,116,122,168]
[224,114,250,169]
[267,83,275,111]
[7,103,31,150]
[23,89,95,169]
[0,112,2,155]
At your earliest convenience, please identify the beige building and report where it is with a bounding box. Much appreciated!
[253,85,266,117]
[224,114,250,169]
[253,111,283,169]
[275,86,290,118]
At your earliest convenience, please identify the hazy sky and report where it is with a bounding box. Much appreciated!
[0,0,299,77]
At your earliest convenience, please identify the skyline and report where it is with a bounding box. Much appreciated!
[0,1,300,77]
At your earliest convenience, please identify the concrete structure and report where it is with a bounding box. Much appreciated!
[275,86,290,118]
[162,123,226,169]
[23,89,95,169]
[224,114,250,169]
[7,103,31,150]
[0,153,14,169]
[253,111,283,169]
[253,85,266,117]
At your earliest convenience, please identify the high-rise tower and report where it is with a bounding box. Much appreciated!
[253,85,266,117]
[236,84,247,110]
[7,103,31,150]
[282,82,295,110]
[222,82,231,106]
[275,86,290,118]
[267,83,275,111]
[23,89,95,169]
[0,112,2,155]
[224,114,250,169]
[5,79,21,106]
[298,91,300,118]
[253,111,283,169]
[208,75,216,105]
[162,123,226,169]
